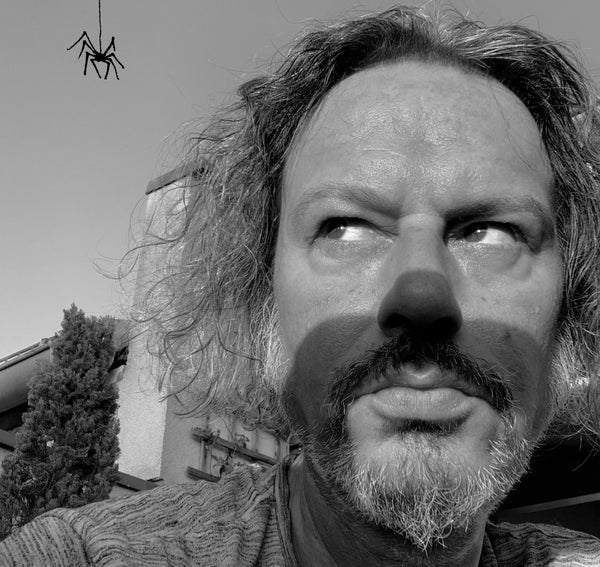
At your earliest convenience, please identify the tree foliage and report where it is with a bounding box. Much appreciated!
[0,305,120,539]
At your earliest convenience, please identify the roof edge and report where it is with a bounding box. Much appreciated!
[145,164,204,195]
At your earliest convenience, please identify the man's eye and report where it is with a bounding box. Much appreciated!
[459,222,521,246]
[318,217,377,241]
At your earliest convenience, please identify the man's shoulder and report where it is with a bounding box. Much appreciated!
[65,462,278,530]
[486,521,600,566]
[0,463,284,566]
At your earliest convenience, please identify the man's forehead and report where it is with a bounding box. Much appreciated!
[298,61,541,149]
[282,60,553,206]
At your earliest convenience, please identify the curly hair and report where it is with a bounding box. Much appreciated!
[133,6,600,436]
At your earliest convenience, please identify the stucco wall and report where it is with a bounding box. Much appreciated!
[115,330,167,481]
[160,395,289,484]
[116,179,189,480]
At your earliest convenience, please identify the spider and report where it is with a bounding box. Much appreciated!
[67,31,124,80]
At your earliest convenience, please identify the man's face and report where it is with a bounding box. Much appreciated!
[273,61,563,547]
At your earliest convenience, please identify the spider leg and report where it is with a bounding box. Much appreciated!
[104,38,125,71]
[103,61,111,80]
[105,53,125,70]
[104,36,117,55]
[83,52,91,76]
[107,59,121,80]
[67,31,92,51]
[77,40,94,60]
[89,56,103,79]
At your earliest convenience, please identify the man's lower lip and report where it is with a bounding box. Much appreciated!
[356,387,476,421]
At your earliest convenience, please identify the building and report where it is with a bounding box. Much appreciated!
[0,332,288,497]
[0,165,289,498]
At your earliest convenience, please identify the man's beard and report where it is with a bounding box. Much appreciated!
[287,335,543,553]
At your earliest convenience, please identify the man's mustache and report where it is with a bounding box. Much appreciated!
[325,334,514,427]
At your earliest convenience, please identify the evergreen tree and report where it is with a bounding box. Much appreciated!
[0,305,120,539]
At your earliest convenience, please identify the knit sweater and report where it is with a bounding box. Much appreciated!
[0,460,599,566]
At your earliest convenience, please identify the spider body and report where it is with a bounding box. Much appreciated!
[67,31,124,80]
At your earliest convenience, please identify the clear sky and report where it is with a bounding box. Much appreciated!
[1,0,599,357]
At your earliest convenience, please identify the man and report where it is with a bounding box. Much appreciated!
[1,6,600,566]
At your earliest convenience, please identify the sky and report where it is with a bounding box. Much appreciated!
[1,0,599,358]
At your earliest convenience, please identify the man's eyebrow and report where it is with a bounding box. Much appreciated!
[448,196,555,233]
[288,184,395,222]
[287,185,555,234]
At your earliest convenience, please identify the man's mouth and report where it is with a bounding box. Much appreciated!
[392,415,468,436]
[353,384,483,426]
[352,364,500,409]
[324,337,514,430]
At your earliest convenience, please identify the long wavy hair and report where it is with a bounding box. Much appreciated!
[132,6,600,437]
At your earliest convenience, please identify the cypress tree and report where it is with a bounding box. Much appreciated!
[0,304,120,538]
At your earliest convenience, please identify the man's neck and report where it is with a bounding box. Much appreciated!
[287,454,485,567]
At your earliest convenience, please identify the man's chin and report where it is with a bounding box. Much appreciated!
[351,428,501,483]
[307,418,534,551]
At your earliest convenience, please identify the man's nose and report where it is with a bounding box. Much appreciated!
[376,232,462,341]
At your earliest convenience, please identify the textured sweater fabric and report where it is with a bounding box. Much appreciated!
[0,460,599,566]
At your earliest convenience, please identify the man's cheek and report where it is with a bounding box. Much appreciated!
[283,315,370,426]
[464,320,554,430]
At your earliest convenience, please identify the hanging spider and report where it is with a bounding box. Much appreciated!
[67,0,124,80]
